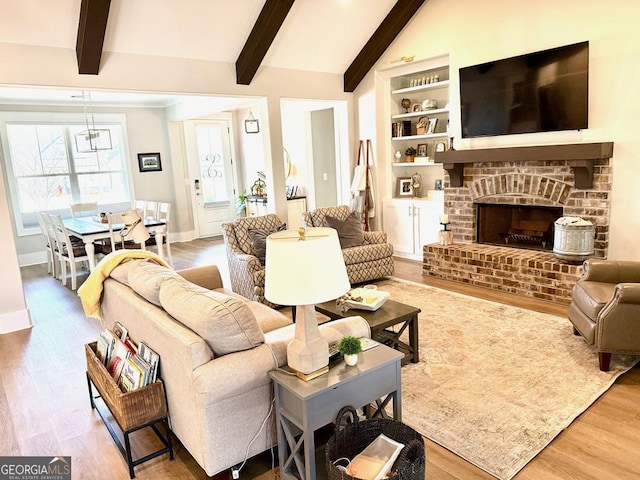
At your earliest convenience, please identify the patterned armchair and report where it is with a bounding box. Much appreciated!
[302,205,394,285]
[221,214,284,307]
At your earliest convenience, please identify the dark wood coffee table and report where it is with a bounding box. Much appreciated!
[315,298,420,365]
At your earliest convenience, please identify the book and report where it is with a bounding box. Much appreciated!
[359,337,379,351]
[130,354,151,387]
[118,357,145,392]
[295,365,329,382]
[99,329,119,366]
[96,330,115,365]
[107,338,131,381]
[347,433,404,480]
[112,321,129,341]
[138,342,160,384]
[124,338,138,355]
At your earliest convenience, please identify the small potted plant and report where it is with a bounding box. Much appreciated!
[405,146,416,163]
[338,336,363,366]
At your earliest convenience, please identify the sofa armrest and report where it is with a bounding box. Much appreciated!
[363,231,387,244]
[582,259,640,284]
[596,284,640,351]
[177,265,224,290]
[192,344,277,405]
[613,283,640,304]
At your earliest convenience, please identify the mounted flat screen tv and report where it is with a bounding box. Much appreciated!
[459,41,589,138]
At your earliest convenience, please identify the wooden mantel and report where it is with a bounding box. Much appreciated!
[434,142,614,188]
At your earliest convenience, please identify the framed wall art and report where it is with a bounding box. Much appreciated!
[137,153,162,172]
[398,177,412,197]
[416,143,428,157]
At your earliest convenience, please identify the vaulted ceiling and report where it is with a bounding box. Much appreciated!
[1,0,426,93]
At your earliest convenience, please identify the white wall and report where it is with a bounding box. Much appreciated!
[354,0,640,260]
[0,104,176,261]
[0,162,30,332]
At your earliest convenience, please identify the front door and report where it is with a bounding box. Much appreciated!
[184,119,236,237]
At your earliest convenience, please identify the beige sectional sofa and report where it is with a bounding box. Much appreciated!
[98,259,370,477]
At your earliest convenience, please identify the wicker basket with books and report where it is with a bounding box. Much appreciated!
[85,342,167,432]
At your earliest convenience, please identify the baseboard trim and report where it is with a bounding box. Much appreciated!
[0,308,32,334]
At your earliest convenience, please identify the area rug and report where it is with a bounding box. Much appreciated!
[369,277,638,480]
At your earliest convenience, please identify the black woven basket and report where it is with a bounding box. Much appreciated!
[326,406,425,480]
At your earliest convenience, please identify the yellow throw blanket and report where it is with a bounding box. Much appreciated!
[78,250,169,323]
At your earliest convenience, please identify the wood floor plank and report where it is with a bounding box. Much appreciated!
[4,240,639,479]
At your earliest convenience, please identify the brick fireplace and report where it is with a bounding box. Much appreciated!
[426,143,614,304]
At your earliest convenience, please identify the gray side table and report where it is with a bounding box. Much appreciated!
[269,344,403,480]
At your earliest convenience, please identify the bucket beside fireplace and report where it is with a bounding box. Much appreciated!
[553,217,595,264]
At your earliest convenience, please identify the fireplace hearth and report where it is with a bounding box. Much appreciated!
[476,204,563,252]
[424,142,613,304]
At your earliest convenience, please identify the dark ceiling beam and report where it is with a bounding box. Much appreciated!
[76,0,112,75]
[236,0,295,85]
[344,0,426,92]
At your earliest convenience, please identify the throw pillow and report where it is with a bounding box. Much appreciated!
[247,223,287,265]
[159,278,265,356]
[325,213,364,248]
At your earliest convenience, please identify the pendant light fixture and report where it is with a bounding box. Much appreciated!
[74,91,113,152]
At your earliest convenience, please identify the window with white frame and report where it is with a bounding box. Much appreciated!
[1,113,132,235]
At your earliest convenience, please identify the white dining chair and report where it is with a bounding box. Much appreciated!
[37,211,58,277]
[134,200,147,215]
[70,202,99,219]
[146,202,173,267]
[144,201,159,221]
[49,213,89,290]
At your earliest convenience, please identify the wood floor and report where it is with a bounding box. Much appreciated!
[3,240,639,479]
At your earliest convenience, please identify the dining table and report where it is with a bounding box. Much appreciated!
[63,217,166,271]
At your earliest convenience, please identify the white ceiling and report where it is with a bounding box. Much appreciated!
[0,0,398,106]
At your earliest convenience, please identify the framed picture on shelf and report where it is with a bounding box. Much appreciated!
[398,178,412,197]
[137,153,162,172]
[416,143,428,157]
[412,103,422,112]
[434,138,448,153]
[427,118,438,134]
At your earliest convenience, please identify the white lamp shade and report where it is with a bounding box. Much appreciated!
[265,227,350,306]
[121,209,150,244]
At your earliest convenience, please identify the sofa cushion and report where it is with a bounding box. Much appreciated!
[159,278,265,356]
[247,223,287,265]
[128,260,182,306]
[228,214,285,255]
[110,258,145,286]
[325,213,364,248]
[213,288,292,333]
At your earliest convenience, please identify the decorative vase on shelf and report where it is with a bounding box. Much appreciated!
[405,147,417,163]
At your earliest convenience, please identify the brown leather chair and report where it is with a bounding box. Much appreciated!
[568,259,640,371]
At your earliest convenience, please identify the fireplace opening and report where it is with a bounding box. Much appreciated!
[476,203,563,251]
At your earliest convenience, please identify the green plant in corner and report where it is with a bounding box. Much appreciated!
[236,192,247,216]
[337,336,362,356]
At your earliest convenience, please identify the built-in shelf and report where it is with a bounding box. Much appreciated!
[392,161,442,167]
[392,132,448,141]
[391,80,450,95]
[434,142,614,188]
[392,108,449,120]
